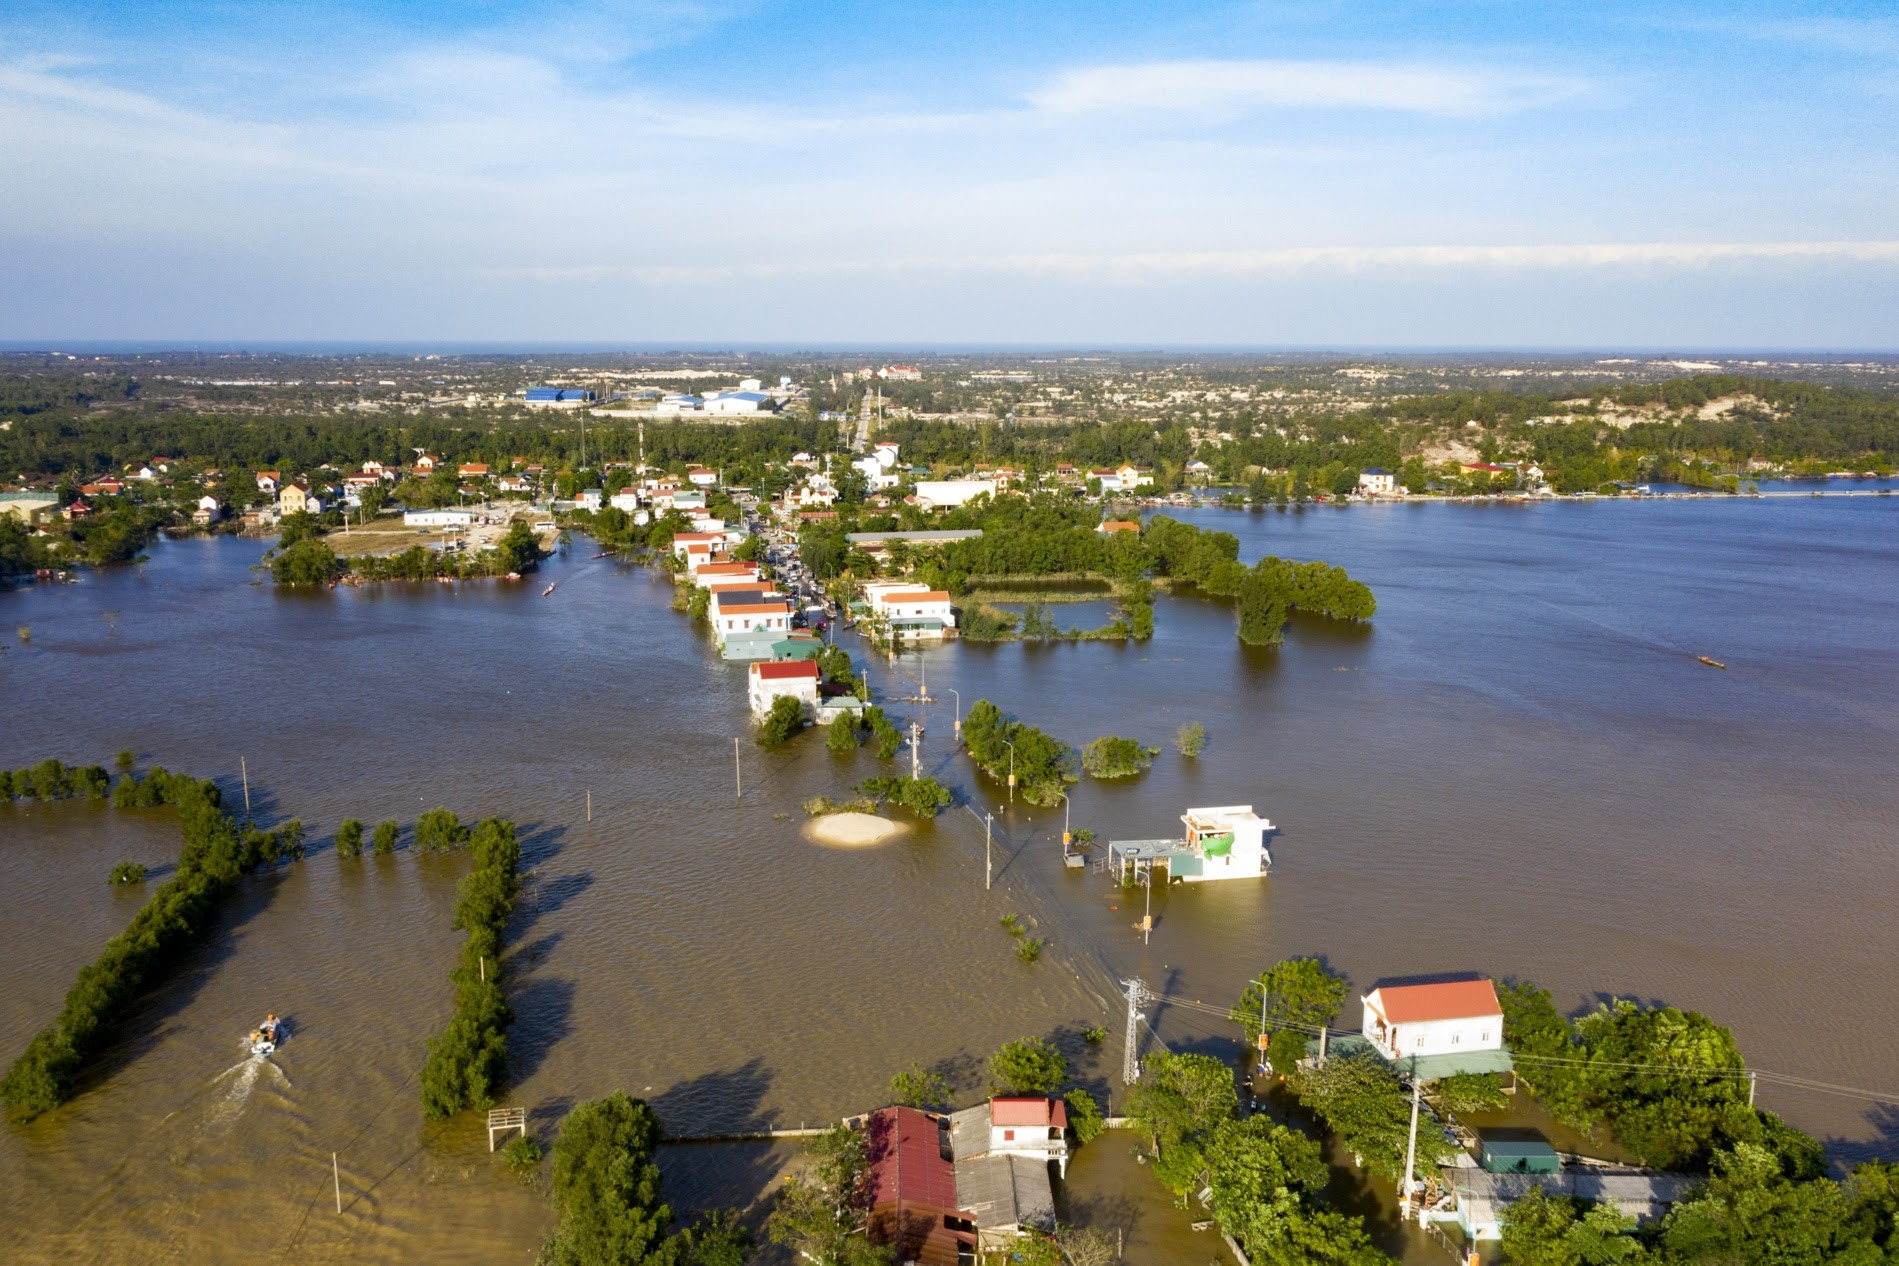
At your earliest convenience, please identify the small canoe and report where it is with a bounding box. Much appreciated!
[541,583,557,597]
[1698,656,1726,669]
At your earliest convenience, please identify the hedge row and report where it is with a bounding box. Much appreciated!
[0,776,272,1118]
[419,817,521,1120]
[2,759,111,802]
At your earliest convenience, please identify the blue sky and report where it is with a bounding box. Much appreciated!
[2,1,1896,346]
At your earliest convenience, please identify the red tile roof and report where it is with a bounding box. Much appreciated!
[751,659,818,680]
[1369,979,1502,1024]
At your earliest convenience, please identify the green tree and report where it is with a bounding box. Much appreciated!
[1291,1050,1451,1181]
[494,520,545,573]
[1064,1087,1106,1144]
[1230,957,1351,1048]
[1434,1071,1508,1116]
[989,1037,1068,1095]
[1127,1050,1237,1170]
[541,1092,672,1266]
[373,819,400,854]
[888,1062,949,1110]
[1175,721,1206,757]
[757,695,806,745]
[765,1125,891,1266]
[271,538,342,585]
[335,818,364,859]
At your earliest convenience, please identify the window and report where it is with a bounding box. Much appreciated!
[1003,1129,1014,1141]
[1481,1031,1490,1042]
[1451,1034,1461,1045]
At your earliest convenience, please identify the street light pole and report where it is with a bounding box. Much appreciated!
[948,688,961,740]
[985,813,993,891]
[1004,740,1016,803]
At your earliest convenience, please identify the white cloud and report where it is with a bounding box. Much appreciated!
[487,240,1899,286]
[1029,59,1585,118]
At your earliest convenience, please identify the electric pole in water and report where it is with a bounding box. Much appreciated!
[910,720,920,779]
[985,813,993,891]
[1122,978,1145,1084]
[734,737,741,798]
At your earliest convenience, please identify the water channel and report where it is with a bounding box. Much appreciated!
[3,494,1897,1263]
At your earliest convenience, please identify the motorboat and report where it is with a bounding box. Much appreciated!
[247,1015,282,1057]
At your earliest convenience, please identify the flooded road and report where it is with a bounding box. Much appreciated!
[3,495,1898,1263]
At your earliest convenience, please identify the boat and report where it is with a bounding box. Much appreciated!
[1698,656,1727,669]
[246,1015,281,1057]
[541,582,557,597]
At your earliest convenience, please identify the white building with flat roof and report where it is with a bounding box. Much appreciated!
[404,509,475,528]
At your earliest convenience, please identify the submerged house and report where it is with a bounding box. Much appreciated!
[1108,805,1274,883]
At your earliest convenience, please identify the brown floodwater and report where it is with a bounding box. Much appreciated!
[3,496,1898,1263]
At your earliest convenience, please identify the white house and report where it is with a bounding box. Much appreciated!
[864,583,956,638]
[714,594,792,646]
[984,1097,1070,1176]
[747,658,819,717]
[404,509,476,528]
[693,560,760,587]
[1361,980,1505,1062]
[573,490,603,511]
[913,479,996,510]
[193,495,222,526]
[670,532,726,559]
[1107,804,1275,884]
[688,467,719,487]
[609,488,643,513]
[1358,468,1398,495]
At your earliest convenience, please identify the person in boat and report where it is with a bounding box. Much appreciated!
[262,1014,279,1039]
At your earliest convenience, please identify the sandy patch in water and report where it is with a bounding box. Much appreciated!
[804,812,908,849]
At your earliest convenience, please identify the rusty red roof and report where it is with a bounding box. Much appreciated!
[866,1107,959,1214]
[751,660,818,681]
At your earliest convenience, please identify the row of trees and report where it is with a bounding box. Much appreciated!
[0,772,287,1118]
[420,816,521,1119]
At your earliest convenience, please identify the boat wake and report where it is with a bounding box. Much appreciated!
[201,1054,291,1131]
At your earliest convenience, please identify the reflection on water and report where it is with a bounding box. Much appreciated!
[4,498,1899,1263]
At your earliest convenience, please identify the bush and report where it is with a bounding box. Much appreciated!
[1015,937,1045,963]
[1081,735,1152,779]
[372,819,400,854]
[857,775,951,819]
[108,862,147,885]
[1175,721,1206,757]
[825,715,859,753]
[335,819,364,859]
[114,750,135,771]
[756,694,806,746]
[415,807,469,853]
[501,1133,542,1178]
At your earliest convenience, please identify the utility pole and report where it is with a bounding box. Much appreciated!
[910,720,920,780]
[586,789,592,822]
[333,1151,342,1214]
[1400,1074,1422,1218]
[985,813,993,891]
[240,756,251,823]
[1142,872,1152,945]
[1122,978,1144,1084]
[1748,1071,1758,1109]
[734,737,742,798]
